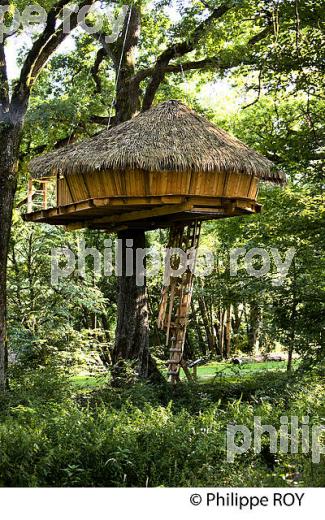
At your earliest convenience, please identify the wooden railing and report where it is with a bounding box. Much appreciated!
[26,178,56,213]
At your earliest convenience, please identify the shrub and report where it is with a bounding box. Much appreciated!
[0,368,324,487]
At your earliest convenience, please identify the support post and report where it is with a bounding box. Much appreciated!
[42,181,48,209]
[27,178,33,213]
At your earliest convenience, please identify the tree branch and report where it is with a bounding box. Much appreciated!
[91,48,107,93]
[11,0,95,119]
[23,122,91,160]
[139,20,273,111]
[90,114,116,126]
[133,56,234,82]
[248,25,272,46]
[23,114,115,161]
[0,42,9,120]
[134,24,273,84]
[243,68,263,109]
[0,0,9,120]
[141,3,233,110]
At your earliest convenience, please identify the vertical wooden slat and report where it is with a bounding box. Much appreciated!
[81,173,91,199]
[42,181,48,209]
[56,174,60,206]
[65,176,74,203]
[27,178,33,213]
[222,171,230,197]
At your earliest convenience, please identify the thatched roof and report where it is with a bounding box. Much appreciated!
[30,100,285,183]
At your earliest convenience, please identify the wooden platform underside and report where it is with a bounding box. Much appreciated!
[23,195,261,232]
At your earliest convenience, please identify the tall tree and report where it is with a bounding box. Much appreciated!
[0,0,95,389]
[90,1,276,376]
[1,0,323,387]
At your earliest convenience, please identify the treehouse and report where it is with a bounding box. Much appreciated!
[24,99,285,383]
[23,100,285,232]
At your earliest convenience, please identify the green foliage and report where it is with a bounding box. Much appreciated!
[2,0,324,488]
[0,367,324,487]
[8,218,114,370]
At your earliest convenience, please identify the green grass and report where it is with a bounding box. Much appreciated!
[71,374,108,391]
[194,360,292,380]
[71,360,296,389]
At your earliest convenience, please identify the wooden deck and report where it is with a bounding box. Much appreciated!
[23,195,261,232]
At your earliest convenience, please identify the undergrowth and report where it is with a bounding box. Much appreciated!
[0,365,324,487]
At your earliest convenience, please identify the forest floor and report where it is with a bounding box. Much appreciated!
[1,360,323,487]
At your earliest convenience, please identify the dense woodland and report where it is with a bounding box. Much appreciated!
[0,0,324,487]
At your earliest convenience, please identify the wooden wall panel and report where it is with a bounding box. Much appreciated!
[58,178,73,205]
[56,170,259,206]
[248,177,258,199]
[125,170,145,196]
[68,175,87,201]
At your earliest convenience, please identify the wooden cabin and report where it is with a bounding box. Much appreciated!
[24,100,285,232]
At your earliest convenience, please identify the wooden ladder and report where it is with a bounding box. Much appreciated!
[158,220,202,383]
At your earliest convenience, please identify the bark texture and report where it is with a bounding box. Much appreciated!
[0,124,21,390]
[112,230,162,383]
[0,0,95,391]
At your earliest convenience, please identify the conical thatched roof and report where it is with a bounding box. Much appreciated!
[30,100,285,183]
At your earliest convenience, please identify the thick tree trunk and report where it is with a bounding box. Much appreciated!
[0,124,21,390]
[112,229,162,384]
[110,7,163,384]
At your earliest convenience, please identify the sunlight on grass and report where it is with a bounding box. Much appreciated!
[70,375,108,391]
[71,360,299,389]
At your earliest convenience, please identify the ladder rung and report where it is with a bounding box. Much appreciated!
[159,222,201,379]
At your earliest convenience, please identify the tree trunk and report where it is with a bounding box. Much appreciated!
[287,262,297,372]
[232,304,243,351]
[184,332,195,360]
[217,309,226,358]
[287,345,294,372]
[112,229,162,384]
[0,124,21,390]
[109,7,163,384]
[247,302,261,355]
[191,301,207,356]
[198,296,216,354]
[224,305,232,359]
